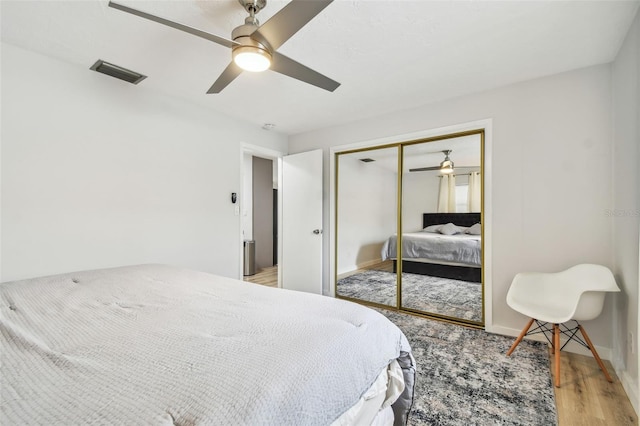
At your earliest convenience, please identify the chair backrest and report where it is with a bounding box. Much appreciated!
[560,264,620,321]
[559,264,619,292]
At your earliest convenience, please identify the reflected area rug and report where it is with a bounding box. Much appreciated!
[378,309,558,426]
[337,270,482,322]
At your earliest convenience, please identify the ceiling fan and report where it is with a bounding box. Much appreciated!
[409,150,477,174]
[108,0,340,94]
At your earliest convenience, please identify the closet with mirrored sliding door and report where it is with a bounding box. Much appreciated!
[335,130,484,327]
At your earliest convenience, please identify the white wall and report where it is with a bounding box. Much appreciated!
[402,171,440,232]
[611,10,640,413]
[336,155,396,274]
[1,43,287,282]
[290,64,615,351]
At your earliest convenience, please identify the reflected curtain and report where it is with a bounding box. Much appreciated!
[437,175,456,213]
[467,172,481,212]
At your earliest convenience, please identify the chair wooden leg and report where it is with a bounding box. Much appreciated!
[554,324,561,388]
[578,324,613,383]
[507,318,535,356]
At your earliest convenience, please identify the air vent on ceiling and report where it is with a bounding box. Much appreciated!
[359,158,375,163]
[90,60,146,85]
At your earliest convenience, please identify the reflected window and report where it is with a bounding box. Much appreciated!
[455,184,469,213]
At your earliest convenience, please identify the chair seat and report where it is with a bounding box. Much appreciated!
[507,298,573,324]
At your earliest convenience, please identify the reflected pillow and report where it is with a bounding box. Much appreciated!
[422,224,442,233]
[438,223,465,235]
[466,223,481,235]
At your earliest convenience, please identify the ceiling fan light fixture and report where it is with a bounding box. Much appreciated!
[439,150,454,173]
[440,164,454,174]
[232,45,272,72]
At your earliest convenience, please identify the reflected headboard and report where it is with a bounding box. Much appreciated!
[422,213,481,228]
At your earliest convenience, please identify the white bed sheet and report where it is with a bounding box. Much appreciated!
[332,360,404,426]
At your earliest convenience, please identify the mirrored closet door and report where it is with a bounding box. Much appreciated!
[335,146,399,308]
[400,134,483,324]
[335,130,484,326]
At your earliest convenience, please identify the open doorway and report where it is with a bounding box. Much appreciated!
[241,146,281,288]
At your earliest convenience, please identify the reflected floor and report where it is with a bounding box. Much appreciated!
[337,270,482,322]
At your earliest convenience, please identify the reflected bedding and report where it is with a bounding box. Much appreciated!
[381,232,481,267]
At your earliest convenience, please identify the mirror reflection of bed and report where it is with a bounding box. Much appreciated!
[335,132,483,326]
[391,213,481,322]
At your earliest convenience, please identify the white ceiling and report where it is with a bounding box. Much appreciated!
[2,1,638,135]
[339,133,480,173]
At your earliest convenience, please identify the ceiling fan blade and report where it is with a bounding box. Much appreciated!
[207,62,243,94]
[271,52,339,92]
[108,1,239,49]
[409,166,442,172]
[252,0,333,51]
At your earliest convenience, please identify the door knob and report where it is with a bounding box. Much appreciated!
[313,229,322,235]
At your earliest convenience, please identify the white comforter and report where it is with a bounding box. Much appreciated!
[381,232,481,266]
[0,264,414,425]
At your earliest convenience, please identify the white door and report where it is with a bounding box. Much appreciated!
[281,149,323,294]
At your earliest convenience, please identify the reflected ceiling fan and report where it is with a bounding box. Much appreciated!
[409,150,477,174]
[108,0,340,94]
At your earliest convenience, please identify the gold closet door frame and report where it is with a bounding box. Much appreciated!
[334,129,485,328]
[333,144,401,311]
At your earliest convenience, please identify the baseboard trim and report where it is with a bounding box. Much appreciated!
[489,325,612,360]
[356,258,385,270]
[619,370,640,416]
[337,259,386,279]
[611,353,639,415]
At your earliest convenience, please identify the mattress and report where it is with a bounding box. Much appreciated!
[0,264,415,425]
[381,232,481,266]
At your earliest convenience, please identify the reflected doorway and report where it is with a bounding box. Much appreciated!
[241,145,281,288]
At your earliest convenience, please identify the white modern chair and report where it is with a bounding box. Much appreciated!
[505,264,620,387]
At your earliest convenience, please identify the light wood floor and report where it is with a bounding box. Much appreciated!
[244,267,638,425]
[243,265,278,287]
[552,350,637,425]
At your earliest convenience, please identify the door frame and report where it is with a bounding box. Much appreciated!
[239,143,285,287]
[329,119,494,331]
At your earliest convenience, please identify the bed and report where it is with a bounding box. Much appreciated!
[0,264,415,425]
[381,213,482,282]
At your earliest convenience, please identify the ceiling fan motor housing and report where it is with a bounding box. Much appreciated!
[231,24,272,61]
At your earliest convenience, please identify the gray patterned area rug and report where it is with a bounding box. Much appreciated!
[337,270,482,321]
[378,309,558,426]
